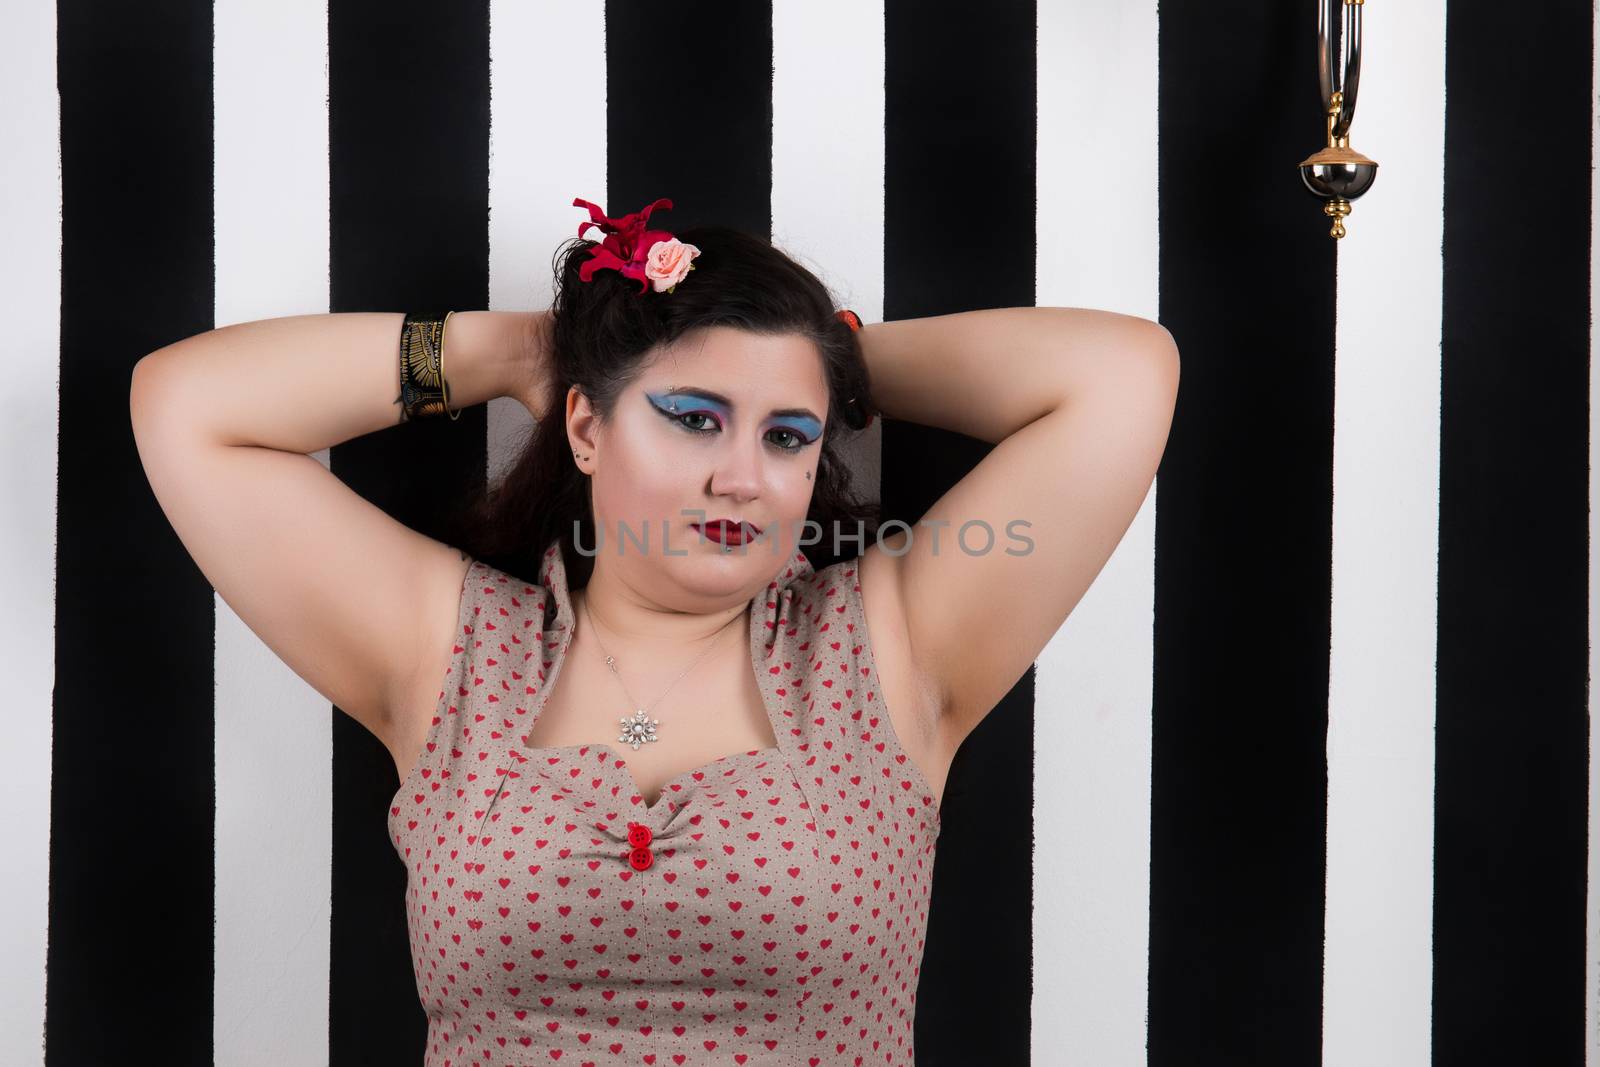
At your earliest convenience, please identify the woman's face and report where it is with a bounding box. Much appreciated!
[566,325,829,604]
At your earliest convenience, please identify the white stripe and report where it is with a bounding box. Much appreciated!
[213,2,332,1062]
[0,3,62,1063]
[773,0,886,502]
[486,0,607,470]
[1321,3,1444,1064]
[1033,2,1160,1062]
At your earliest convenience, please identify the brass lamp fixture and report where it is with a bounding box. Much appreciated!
[1298,0,1379,239]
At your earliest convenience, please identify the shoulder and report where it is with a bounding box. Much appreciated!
[761,540,947,811]
[852,537,951,801]
[391,552,551,763]
[778,541,938,720]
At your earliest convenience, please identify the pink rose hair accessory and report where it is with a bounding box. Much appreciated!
[572,196,701,295]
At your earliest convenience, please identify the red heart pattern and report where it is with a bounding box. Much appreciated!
[388,539,941,1066]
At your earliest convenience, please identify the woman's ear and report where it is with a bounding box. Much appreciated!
[566,386,600,470]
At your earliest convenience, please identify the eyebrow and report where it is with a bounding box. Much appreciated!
[654,387,823,425]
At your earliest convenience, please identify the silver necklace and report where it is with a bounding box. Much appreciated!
[579,591,746,750]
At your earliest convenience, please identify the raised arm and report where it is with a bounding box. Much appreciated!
[129,309,547,773]
[857,306,1180,753]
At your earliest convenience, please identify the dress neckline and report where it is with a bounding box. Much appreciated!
[533,742,786,816]
[509,538,814,825]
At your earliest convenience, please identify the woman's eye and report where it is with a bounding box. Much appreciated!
[769,429,805,451]
[669,409,809,452]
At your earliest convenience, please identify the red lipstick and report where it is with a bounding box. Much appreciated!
[693,519,760,545]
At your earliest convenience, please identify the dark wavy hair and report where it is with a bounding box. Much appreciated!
[439,224,883,591]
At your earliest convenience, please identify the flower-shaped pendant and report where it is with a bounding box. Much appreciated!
[619,708,659,750]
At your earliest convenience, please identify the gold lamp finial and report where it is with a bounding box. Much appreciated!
[1297,0,1379,239]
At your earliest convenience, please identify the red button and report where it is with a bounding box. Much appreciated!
[627,824,653,848]
[628,846,654,871]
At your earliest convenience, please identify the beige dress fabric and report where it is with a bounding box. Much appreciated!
[388,537,942,1066]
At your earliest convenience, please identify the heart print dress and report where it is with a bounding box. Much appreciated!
[387,538,942,1066]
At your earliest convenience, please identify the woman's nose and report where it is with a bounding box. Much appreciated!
[707,437,763,499]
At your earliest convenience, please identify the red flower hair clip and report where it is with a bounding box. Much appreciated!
[572,196,701,295]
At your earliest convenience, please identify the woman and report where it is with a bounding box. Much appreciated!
[129,195,1180,1065]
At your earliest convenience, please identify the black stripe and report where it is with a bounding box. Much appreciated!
[1432,1,1592,1061]
[882,1,1036,1062]
[1148,2,1332,1064]
[606,1,775,236]
[49,2,217,1062]
[326,4,493,1063]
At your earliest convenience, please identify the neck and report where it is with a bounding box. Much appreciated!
[574,566,751,664]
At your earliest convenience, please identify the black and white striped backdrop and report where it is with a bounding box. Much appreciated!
[5,0,1593,1063]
